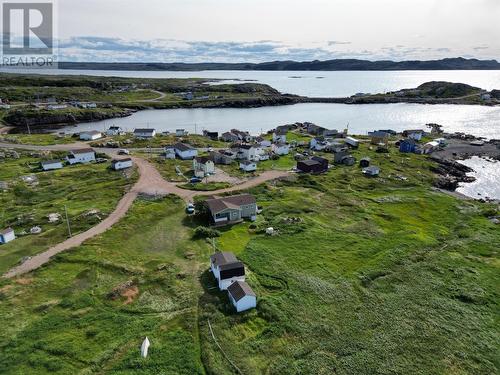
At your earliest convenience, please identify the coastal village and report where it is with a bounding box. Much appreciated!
[1,120,498,315]
[0,78,499,375]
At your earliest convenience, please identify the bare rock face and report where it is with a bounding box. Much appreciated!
[431,159,475,191]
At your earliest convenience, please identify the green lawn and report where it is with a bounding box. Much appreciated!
[0,196,208,375]
[0,143,498,374]
[0,133,76,146]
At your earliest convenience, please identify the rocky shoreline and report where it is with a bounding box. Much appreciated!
[429,136,500,195]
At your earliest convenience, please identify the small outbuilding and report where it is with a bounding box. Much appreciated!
[363,166,380,177]
[134,128,156,138]
[41,159,63,171]
[240,160,257,172]
[341,155,356,166]
[111,158,133,170]
[399,138,417,153]
[0,228,15,244]
[359,157,371,168]
[79,130,102,141]
[227,281,257,313]
[297,156,328,174]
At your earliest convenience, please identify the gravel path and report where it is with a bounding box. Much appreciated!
[1,145,290,278]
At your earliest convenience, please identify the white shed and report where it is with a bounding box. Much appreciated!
[41,159,63,171]
[79,131,102,141]
[272,143,290,156]
[111,158,133,170]
[0,228,15,244]
[240,160,257,172]
[134,128,156,138]
[227,281,256,313]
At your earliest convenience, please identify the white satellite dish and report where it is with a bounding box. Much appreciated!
[141,337,150,358]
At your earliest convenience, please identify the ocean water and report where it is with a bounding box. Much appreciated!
[457,157,500,200]
[59,102,500,140]
[3,68,500,98]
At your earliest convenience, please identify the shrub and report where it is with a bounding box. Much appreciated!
[193,226,220,239]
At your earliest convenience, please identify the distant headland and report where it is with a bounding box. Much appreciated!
[59,57,500,71]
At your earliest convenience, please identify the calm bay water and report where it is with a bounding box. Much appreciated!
[61,103,500,139]
[4,68,500,97]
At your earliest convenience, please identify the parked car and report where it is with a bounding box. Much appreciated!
[118,149,130,155]
[190,177,202,184]
[186,203,195,214]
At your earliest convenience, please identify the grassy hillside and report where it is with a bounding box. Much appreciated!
[0,143,498,374]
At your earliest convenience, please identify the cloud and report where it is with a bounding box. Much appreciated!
[55,37,499,63]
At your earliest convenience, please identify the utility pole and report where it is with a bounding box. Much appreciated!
[64,205,72,238]
[26,123,31,135]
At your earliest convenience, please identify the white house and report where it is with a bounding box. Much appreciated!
[272,143,290,156]
[67,148,96,165]
[240,160,257,172]
[174,143,198,160]
[227,281,257,313]
[193,156,215,178]
[134,128,156,138]
[210,252,246,290]
[0,228,15,244]
[106,126,123,136]
[233,144,259,161]
[164,146,176,159]
[111,158,133,170]
[80,130,102,141]
[41,159,63,171]
[272,129,287,143]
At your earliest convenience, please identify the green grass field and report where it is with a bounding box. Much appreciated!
[0,151,136,273]
[0,143,498,374]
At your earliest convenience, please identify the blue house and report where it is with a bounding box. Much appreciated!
[399,139,417,153]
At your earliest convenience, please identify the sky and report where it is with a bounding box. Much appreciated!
[51,0,500,62]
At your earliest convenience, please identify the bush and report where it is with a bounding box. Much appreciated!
[193,226,220,239]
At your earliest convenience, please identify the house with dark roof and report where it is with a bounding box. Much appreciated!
[210,252,246,290]
[205,194,257,226]
[0,227,15,244]
[111,158,133,170]
[297,156,329,174]
[227,281,256,312]
[210,150,236,165]
[272,128,287,143]
[173,143,198,160]
[193,156,215,177]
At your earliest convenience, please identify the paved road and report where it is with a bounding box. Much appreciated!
[1,143,290,277]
